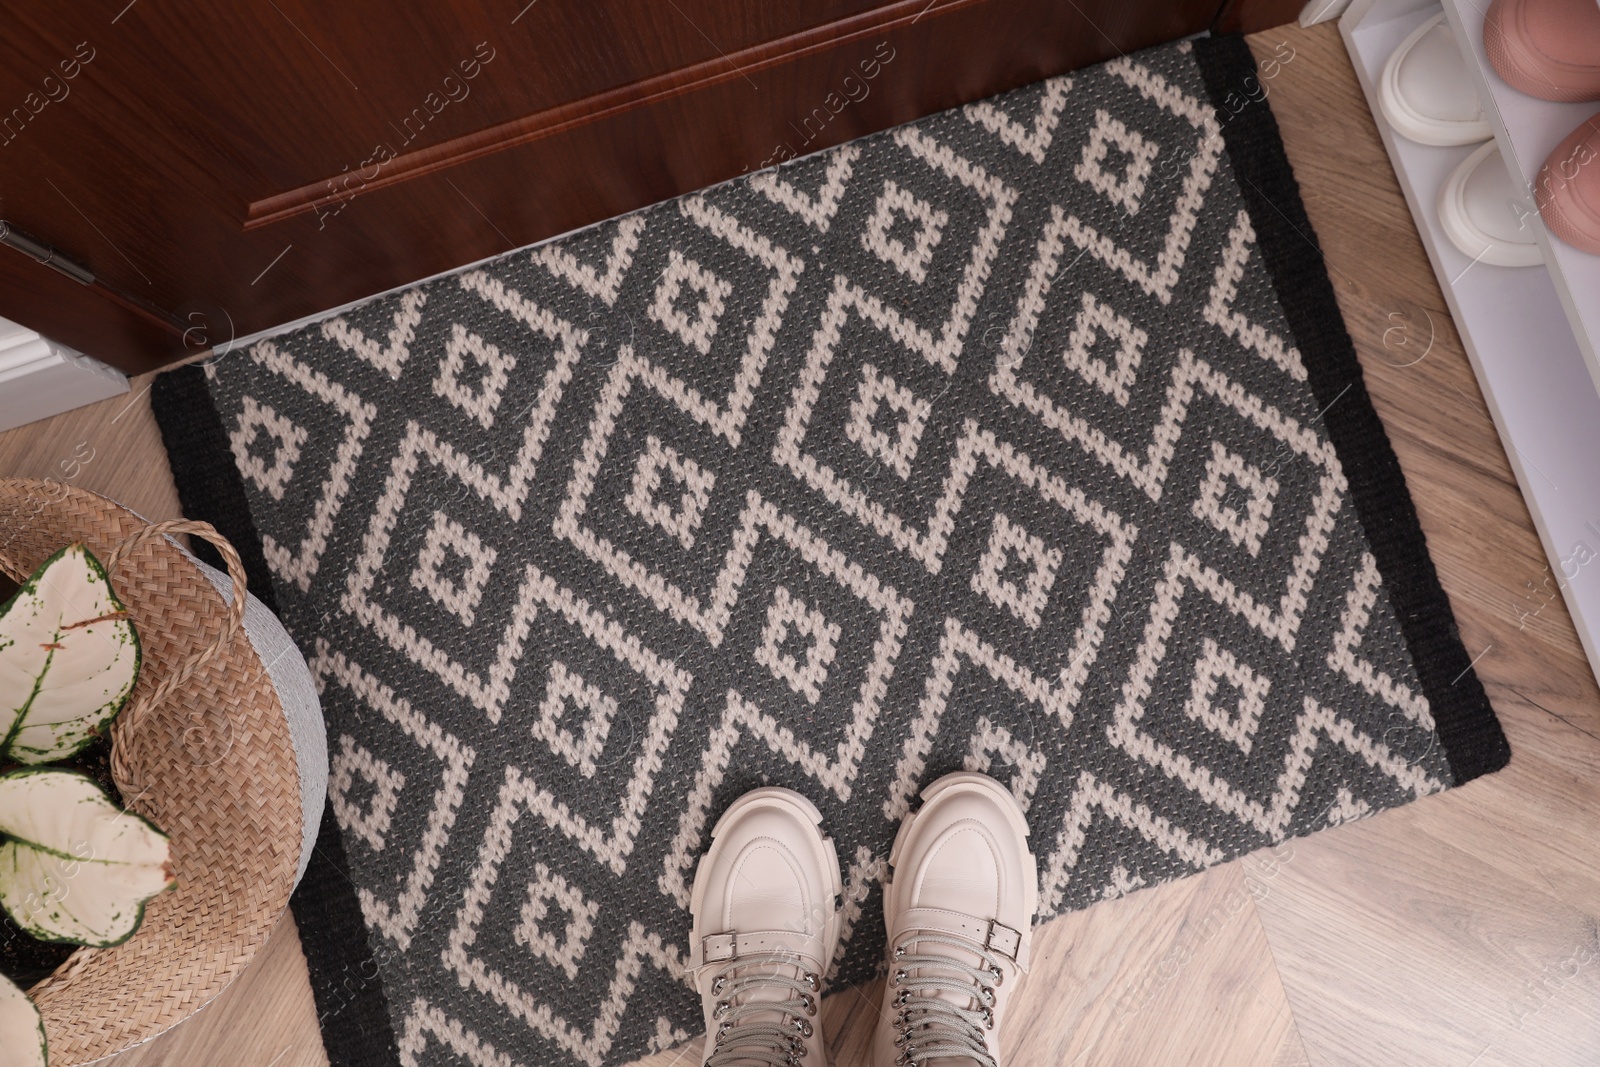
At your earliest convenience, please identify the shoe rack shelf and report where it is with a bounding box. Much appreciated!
[1441,0,1600,383]
[1342,0,1600,683]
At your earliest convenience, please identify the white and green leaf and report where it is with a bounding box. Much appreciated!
[0,769,172,947]
[0,543,141,764]
[0,972,46,1067]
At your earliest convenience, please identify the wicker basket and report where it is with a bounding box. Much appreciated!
[0,478,305,1064]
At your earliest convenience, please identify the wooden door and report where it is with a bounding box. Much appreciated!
[0,0,1226,373]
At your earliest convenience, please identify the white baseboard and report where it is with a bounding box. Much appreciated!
[0,317,128,433]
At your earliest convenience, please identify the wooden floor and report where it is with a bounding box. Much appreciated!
[3,21,1597,1067]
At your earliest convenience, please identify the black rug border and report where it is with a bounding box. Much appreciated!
[152,365,401,1067]
[1192,34,1511,783]
[148,38,1510,1066]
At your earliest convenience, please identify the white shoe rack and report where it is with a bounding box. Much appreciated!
[1341,0,1600,682]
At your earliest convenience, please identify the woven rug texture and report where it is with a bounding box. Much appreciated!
[152,35,1507,1067]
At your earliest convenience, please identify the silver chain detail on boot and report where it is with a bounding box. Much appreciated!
[705,951,821,1067]
[888,932,1007,1067]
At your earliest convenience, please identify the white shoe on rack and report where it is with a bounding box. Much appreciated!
[689,787,842,1067]
[1379,12,1493,146]
[1438,141,1545,267]
[873,772,1038,1067]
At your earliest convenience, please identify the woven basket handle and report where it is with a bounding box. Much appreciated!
[106,519,249,730]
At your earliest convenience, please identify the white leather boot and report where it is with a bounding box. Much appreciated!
[873,772,1038,1067]
[690,787,842,1067]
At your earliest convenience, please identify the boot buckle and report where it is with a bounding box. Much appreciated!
[981,920,1021,960]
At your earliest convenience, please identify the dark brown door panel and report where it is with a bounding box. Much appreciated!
[0,0,1221,373]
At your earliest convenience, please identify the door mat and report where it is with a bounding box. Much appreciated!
[152,34,1508,1067]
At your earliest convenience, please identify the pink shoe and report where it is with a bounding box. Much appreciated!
[1485,0,1600,102]
[1537,113,1600,253]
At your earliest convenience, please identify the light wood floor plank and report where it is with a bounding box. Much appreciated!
[1242,22,1600,1067]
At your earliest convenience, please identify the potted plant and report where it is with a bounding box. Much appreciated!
[0,544,175,1065]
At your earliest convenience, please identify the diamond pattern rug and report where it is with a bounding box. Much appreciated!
[152,35,1508,1067]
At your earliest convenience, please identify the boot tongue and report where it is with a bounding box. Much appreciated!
[904,932,989,1067]
[897,827,1006,1067]
[724,869,815,1030]
[728,957,803,1026]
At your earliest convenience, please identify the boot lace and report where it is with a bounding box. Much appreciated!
[888,932,1006,1067]
[705,951,820,1067]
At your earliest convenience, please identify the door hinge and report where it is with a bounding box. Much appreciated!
[0,221,95,285]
